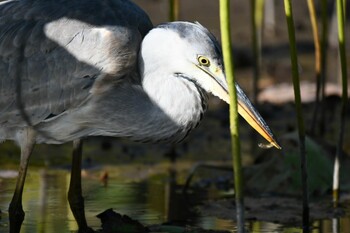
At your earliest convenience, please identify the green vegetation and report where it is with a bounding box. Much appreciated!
[219,0,245,231]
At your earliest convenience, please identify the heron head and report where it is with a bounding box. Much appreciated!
[140,22,280,149]
[152,22,229,102]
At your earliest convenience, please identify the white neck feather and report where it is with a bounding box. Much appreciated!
[139,28,207,138]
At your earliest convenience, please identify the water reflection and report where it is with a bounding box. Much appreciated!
[0,167,200,232]
[0,167,349,233]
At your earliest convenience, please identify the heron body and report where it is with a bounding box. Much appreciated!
[0,0,280,232]
[0,0,222,145]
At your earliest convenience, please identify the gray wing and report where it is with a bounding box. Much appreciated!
[0,0,153,130]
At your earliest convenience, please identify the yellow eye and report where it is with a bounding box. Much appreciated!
[198,56,210,67]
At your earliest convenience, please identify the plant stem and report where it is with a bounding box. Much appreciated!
[283,0,309,232]
[250,0,263,104]
[169,0,180,21]
[318,0,328,136]
[219,0,245,232]
[333,0,348,208]
[307,0,322,135]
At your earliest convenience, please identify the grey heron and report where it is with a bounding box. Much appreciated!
[0,0,280,232]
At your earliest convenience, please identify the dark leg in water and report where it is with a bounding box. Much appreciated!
[68,139,94,233]
[9,128,36,233]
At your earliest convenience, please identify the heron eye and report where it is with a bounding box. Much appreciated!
[198,56,210,67]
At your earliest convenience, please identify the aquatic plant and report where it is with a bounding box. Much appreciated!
[219,0,245,232]
[283,0,309,231]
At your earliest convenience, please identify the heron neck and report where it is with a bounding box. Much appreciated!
[141,72,207,142]
[81,71,206,143]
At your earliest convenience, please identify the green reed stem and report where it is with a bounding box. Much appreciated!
[283,0,309,232]
[333,0,348,208]
[169,0,180,21]
[219,0,245,232]
[250,0,263,104]
[318,0,328,136]
[307,0,322,134]
[306,0,321,77]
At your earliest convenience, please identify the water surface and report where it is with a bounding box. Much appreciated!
[1,166,349,233]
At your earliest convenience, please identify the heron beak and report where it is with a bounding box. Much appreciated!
[199,65,281,149]
[235,84,281,149]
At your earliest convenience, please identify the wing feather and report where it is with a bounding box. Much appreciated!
[0,0,152,136]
